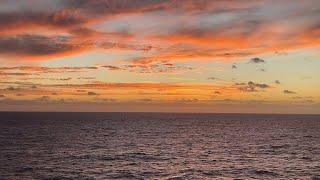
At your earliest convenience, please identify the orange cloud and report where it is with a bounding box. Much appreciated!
[0,81,241,102]
[0,0,319,62]
[142,22,320,64]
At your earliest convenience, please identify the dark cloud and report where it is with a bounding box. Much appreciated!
[0,0,258,32]
[95,98,117,102]
[78,77,95,80]
[1,0,167,34]
[0,81,39,86]
[275,80,281,84]
[63,0,166,15]
[237,81,270,92]
[98,42,153,52]
[0,0,319,63]
[139,98,153,102]
[223,52,253,57]
[101,62,194,74]
[6,86,19,91]
[283,90,296,94]
[0,10,85,31]
[275,51,288,56]
[59,78,72,81]
[235,82,246,85]
[163,63,174,66]
[214,91,221,94]
[248,81,269,89]
[0,94,5,98]
[1,0,166,31]
[0,32,154,58]
[88,91,98,96]
[0,72,36,76]
[0,66,98,74]
[102,65,123,71]
[208,77,219,80]
[0,34,75,57]
[232,64,237,69]
[177,98,199,103]
[36,96,50,102]
[305,99,315,103]
[250,57,265,64]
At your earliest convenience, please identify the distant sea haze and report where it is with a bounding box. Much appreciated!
[0,112,319,179]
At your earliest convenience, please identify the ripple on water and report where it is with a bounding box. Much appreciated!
[251,169,279,177]
[0,113,319,179]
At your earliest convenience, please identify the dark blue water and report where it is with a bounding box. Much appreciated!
[0,112,319,179]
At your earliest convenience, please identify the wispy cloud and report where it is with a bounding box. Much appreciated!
[0,0,318,62]
[0,1,319,112]
[236,81,270,92]
[88,92,98,96]
[283,90,297,94]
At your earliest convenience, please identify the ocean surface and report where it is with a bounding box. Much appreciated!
[0,112,319,180]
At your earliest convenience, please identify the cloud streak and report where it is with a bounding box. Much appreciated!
[0,1,319,113]
[283,90,297,94]
[0,0,318,61]
[0,35,81,59]
[236,81,270,92]
[250,57,265,64]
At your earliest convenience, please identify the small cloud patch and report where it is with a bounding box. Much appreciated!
[237,81,270,92]
[283,90,296,94]
[36,96,50,102]
[88,91,98,96]
[250,57,265,64]
[6,86,19,91]
[208,77,220,80]
[59,78,72,81]
[214,91,221,94]
[139,98,153,102]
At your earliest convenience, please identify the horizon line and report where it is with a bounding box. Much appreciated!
[0,111,319,115]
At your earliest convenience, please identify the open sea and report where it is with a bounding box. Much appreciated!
[0,112,319,179]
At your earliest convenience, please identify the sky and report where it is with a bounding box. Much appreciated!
[0,0,319,113]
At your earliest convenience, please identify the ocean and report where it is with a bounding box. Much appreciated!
[0,112,319,179]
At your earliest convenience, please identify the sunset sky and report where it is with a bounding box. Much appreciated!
[0,0,319,113]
